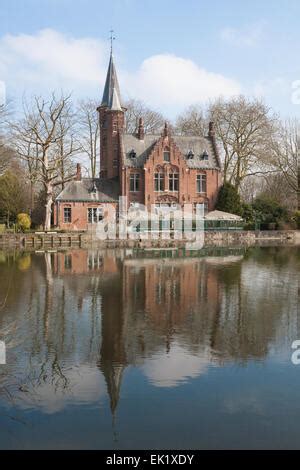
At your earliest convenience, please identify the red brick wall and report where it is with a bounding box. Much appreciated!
[55,128,221,230]
[139,134,221,212]
[55,201,118,231]
[98,107,124,181]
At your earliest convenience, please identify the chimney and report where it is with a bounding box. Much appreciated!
[163,121,169,137]
[137,117,145,140]
[208,121,215,138]
[76,163,82,181]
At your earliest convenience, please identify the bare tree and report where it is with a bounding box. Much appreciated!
[0,102,12,174]
[175,105,207,136]
[0,145,14,175]
[124,98,165,134]
[55,105,78,190]
[10,134,40,214]
[272,119,300,210]
[77,99,99,178]
[11,93,78,230]
[209,96,278,189]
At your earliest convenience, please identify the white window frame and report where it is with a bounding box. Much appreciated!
[169,173,179,192]
[154,172,164,191]
[197,174,207,194]
[130,173,140,192]
[63,207,72,223]
[88,207,103,224]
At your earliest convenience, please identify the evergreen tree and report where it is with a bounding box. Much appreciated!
[216,182,242,215]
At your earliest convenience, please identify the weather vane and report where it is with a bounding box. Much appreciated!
[109,29,116,53]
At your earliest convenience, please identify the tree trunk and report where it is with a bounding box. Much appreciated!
[298,164,300,211]
[44,185,53,231]
[30,182,34,216]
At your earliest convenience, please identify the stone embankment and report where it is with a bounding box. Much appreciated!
[0,230,298,250]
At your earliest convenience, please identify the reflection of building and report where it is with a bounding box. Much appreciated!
[50,248,297,409]
[55,51,222,230]
[1,248,298,417]
[53,249,119,275]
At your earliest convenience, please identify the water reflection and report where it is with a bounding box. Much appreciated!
[0,247,299,446]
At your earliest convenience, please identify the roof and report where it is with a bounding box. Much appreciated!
[101,54,123,111]
[122,133,220,169]
[122,134,159,168]
[173,136,219,169]
[56,178,119,203]
[204,210,243,221]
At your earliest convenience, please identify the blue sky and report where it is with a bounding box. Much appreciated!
[1,0,300,118]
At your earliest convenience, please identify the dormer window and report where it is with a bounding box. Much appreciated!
[187,150,194,159]
[129,149,136,159]
[202,151,209,160]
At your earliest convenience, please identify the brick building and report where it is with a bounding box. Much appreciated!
[55,53,222,231]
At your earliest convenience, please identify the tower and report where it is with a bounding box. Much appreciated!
[97,52,125,180]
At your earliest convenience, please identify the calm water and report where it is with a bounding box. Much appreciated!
[0,246,299,449]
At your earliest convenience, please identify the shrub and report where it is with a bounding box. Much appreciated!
[293,211,300,230]
[0,224,5,234]
[241,203,255,229]
[216,182,242,215]
[17,213,31,232]
[252,197,288,230]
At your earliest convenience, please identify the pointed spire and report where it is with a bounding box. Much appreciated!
[101,53,123,111]
[101,362,125,415]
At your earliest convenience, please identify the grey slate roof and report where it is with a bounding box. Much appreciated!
[122,134,159,168]
[101,54,122,111]
[173,136,219,169]
[122,133,220,169]
[56,178,119,202]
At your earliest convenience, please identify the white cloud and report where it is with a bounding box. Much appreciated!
[0,81,5,105]
[123,54,241,114]
[14,364,107,414]
[0,29,107,98]
[141,343,212,388]
[220,22,266,47]
[0,29,241,116]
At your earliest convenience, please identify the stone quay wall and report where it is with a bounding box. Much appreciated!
[0,230,298,250]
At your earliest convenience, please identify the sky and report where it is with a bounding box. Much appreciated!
[1,0,300,119]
